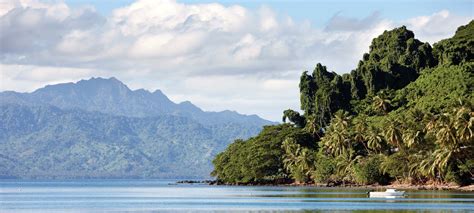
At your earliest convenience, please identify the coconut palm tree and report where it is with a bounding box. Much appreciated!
[321,127,349,157]
[423,106,474,182]
[282,138,301,173]
[403,129,424,149]
[367,126,384,153]
[454,106,474,143]
[373,92,391,115]
[282,138,314,183]
[296,148,314,177]
[418,151,438,181]
[332,110,351,130]
[353,115,369,152]
[334,149,360,184]
[304,114,321,138]
[321,111,352,157]
[384,118,403,151]
[408,152,426,183]
[434,113,458,149]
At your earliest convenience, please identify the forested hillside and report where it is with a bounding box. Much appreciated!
[0,78,273,179]
[212,21,474,186]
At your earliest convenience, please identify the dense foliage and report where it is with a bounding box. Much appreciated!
[212,21,474,186]
[211,124,313,184]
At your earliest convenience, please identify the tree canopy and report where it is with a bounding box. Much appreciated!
[212,21,474,186]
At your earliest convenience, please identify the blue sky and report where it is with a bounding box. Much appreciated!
[65,0,474,26]
[2,0,473,121]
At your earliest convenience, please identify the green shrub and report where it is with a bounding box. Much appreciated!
[446,160,474,186]
[312,153,336,184]
[354,155,386,185]
[458,159,474,185]
[380,152,410,182]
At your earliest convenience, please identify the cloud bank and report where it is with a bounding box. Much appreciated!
[1,0,472,121]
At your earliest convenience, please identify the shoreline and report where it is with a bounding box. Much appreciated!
[295,183,474,192]
[176,180,474,191]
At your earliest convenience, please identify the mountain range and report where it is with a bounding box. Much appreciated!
[0,77,274,179]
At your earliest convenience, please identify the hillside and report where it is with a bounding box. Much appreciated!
[212,21,473,185]
[0,78,274,179]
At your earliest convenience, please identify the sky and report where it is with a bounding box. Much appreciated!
[0,0,473,121]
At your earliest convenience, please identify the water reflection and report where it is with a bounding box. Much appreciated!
[1,180,473,212]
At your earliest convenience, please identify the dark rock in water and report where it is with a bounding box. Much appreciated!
[176,180,217,185]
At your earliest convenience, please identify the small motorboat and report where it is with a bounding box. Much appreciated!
[369,189,405,198]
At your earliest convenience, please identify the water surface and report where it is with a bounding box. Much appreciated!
[1,179,473,212]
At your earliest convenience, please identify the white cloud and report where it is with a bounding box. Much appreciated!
[403,10,472,43]
[259,6,278,32]
[0,0,472,121]
[0,64,102,92]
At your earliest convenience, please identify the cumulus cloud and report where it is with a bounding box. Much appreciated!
[403,10,472,43]
[0,64,103,92]
[0,0,472,121]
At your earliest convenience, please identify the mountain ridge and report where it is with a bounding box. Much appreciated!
[0,77,274,126]
[0,77,274,179]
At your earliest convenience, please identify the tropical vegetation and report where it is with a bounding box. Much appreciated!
[212,21,474,186]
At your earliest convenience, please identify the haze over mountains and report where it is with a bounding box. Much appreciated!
[0,77,274,179]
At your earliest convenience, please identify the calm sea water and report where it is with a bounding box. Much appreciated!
[1,179,473,212]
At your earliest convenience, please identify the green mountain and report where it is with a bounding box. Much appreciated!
[0,78,274,179]
[212,21,473,185]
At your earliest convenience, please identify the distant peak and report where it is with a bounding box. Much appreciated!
[76,77,129,88]
[134,88,148,93]
[220,109,239,114]
[179,100,193,105]
[84,77,122,83]
[178,100,202,112]
[152,89,165,96]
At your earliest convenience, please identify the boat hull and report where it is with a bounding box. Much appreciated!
[369,191,405,198]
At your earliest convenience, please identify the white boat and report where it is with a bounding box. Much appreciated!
[369,189,405,198]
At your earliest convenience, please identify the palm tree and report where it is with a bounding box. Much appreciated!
[282,138,314,183]
[401,110,426,149]
[334,149,360,184]
[418,151,438,181]
[321,127,349,157]
[296,148,314,177]
[409,108,425,122]
[282,138,301,173]
[304,114,321,138]
[454,106,474,143]
[384,118,403,151]
[367,126,384,153]
[434,113,458,149]
[372,92,391,114]
[424,112,438,133]
[353,115,369,152]
[408,152,425,183]
[423,106,474,182]
[403,129,424,149]
[321,111,352,157]
[332,110,351,130]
